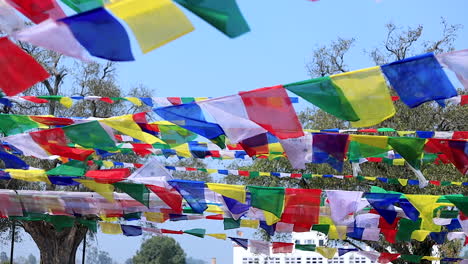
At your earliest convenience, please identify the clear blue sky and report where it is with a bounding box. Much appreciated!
[6,0,468,263]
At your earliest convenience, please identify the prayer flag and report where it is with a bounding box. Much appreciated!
[74,179,115,202]
[85,169,131,184]
[113,182,150,207]
[121,225,142,236]
[100,222,122,234]
[47,160,86,176]
[59,8,134,61]
[61,0,103,12]
[381,53,456,107]
[184,228,205,238]
[239,85,304,139]
[206,183,246,203]
[0,37,50,96]
[229,237,248,249]
[207,233,227,240]
[101,114,163,144]
[174,0,250,38]
[316,247,337,259]
[436,49,468,89]
[106,0,193,53]
[249,240,270,255]
[281,188,321,231]
[312,133,349,171]
[248,186,285,219]
[388,137,426,170]
[0,0,24,34]
[326,190,363,226]
[63,121,118,151]
[6,0,65,23]
[272,242,294,254]
[168,179,207,213]
[285,77,359,121]
[330,66,395,127]
[13,19,91,61]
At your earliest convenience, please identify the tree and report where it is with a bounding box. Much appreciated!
[230,19,466,262]
[132,236,186,264]
[27,254,37,264]
[0,36,154,263]
[185,257,207,264]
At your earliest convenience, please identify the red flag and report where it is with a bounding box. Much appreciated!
[272,242,294,254]
[146,185,182,213]
[0,38,49,96]
[281,188,321,231]
[6,0,65,23]
[85,169,131,184]
[239,85,304,139]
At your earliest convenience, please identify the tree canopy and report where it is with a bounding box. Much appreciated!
[132,236,186,264]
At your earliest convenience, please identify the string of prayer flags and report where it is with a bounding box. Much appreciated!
[105,0,193,54]
[174,0,250,38]
[381,53,457,108]
[0,37,50,96]
[6,0,65,23]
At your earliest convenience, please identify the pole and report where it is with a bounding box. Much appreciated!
[9,223,15,264]
[82,232,87,264]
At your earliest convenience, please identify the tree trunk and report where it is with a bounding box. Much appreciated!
[22,221,88,264]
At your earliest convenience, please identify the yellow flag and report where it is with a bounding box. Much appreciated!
[6,169,50,184]
[393,159,405,166]
[206,205,224,214]
[316,247,337,259]
[124,97,142,106]
[206,169,218,174]
[59,97,73,108]
[411,230,430,241]
[207,183,246,203]
[398,179,408,186]
[406,195,441,232]
[331,67,395,127]
[102,160,114,168]
[364,176,376,181]
[101,114,163,144]
[106,0,194,53]
[240,219,259,229]
[100,222,122,234]
[269,142,284,153]
[144,212,166,223]
[397,131,416,137]
[328,225,347,240]
[264,210,281,225]
[207,233,227,240]
[100,215,119,222]
[75,179,115,202]
[422,256,440,261]
[350,135,389,150]
[173,144,191,158]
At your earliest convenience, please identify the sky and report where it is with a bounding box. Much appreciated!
[2,0,468,263]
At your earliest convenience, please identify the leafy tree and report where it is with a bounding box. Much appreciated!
[132,236,186,264]
[26,254,37,264]
[185,257,207,264]
[229,19,467,262]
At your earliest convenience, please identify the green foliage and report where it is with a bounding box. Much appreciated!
[132,236,186,264]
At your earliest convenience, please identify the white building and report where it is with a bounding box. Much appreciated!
[233,231,377,264]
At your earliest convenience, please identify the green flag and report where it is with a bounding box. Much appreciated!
[174,0,250,38]
[400,255,423,263]
[446,196,468,215]
[396,218,421,242]
[311,224,330,235]
[184,228,206,238]
[223,218,240,230]
[60,0,104,13]
[63,121,118,151]
[295,244,316,252]
[247,186,285,218]
[0,114,40,136]
[285,77,359,122]
[388,137,426,169]
[113,182,150,207]
[47,160,86,176]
